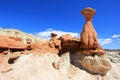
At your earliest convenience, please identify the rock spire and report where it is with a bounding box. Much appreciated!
[80,7,104,55]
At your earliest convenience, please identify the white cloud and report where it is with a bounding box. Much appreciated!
[98,38,112,46]
[35,28,79,39]
[112,34,120,38]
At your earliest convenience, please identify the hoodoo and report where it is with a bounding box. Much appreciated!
[80,7,104,55]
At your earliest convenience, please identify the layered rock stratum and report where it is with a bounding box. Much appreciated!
[0,7,119,80]
[0,28,42,44]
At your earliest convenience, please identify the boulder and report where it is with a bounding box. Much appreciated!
[79,55,111,76]
[70,53,111,76]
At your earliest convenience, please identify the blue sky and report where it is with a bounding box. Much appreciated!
[0,0,120,49]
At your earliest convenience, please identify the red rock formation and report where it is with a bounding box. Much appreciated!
[31,41,51,54]
[80,7,104,55]
[0,35,27,49]
[58,34,80,54]
[80,8,98,49]
[0,40,9,48]
[49,33,61,50]
[31,33,61,54]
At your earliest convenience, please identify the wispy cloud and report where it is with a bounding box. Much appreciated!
[35,28,79,39]
[112,34,120,44]
[112,34,120,38]
[98,38,112,46]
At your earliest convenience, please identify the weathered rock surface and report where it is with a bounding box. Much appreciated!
[31,41,59,54]
[105,63,120,80]
[0,35,26,72]
[0,51,21,73]
[70,53,111,76]
[0,35,26,49]
[0,52,118,80]
[0,28,42,44]
[49,33,61,51]
[58,34,80,54]
[79,55,111,75]
[31,33,61,54]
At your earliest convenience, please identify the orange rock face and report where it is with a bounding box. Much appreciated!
[80,22,98,49]
[58,34,80,54]
[31,41,57,54]
[0,35,27,49]
[31,33,61,54]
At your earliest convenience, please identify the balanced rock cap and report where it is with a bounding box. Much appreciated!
[81,7,96,16]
